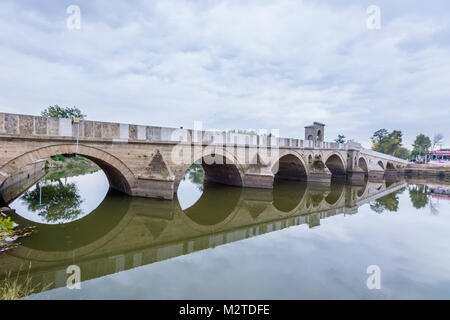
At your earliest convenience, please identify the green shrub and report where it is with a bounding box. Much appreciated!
[0,217,14,232]
[312,160,325,170]
[50,154,66,162]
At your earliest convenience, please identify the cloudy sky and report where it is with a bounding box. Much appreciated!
[0,0,449,148]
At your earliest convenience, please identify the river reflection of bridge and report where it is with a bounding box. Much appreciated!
[0,179,406,292]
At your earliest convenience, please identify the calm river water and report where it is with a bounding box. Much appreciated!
[2,166,450,299]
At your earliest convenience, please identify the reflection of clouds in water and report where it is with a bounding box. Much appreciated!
[30,186,450,299]
[177,165,204,210]
[177,179,203,210]
[10,170,109,224]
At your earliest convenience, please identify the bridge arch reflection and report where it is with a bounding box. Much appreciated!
[272,180,307,213]
[181,184,242,227]
[7,189,133,261]
[0,177,408,294]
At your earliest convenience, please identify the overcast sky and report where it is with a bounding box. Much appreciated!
[0,0,449,148]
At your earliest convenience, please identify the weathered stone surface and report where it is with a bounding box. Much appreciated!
[308,171,332,183]
[243,174,274,189]
[4,114,18,134]
[129,125,137,140]
[19,115,34,135]
[35,116,47,135]
[134,178,174,200]
[0,113,4,133]
[84,121,93,137]
[47,118,59,136]
[102,123,113,138]
[145,150,170,178]
[146,126,161,140]
[111,123,120,139]
[347,170,366,182]
[94,122,102,138]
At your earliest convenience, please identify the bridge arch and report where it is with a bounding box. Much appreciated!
[384,161,399,178]
[0,144,135,196]
[358,157,369,175]
[377,160,385,170]
[176,148,244,192]
[271,151,309,181]
[324,153,346,178]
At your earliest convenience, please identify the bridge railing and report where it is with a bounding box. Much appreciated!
[360,148,409,164]
[0,112,355,151]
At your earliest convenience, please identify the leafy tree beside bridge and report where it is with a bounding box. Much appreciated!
[370,129,410,159]
[410,134,432,160]
[41,105,86,119]
[334,134,346,144]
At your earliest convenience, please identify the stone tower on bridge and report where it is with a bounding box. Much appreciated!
[305,122,325,142]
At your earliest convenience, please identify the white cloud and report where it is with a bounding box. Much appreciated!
[0,0,449,148]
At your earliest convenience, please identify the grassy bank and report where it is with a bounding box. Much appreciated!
[46,154,99,170]
[0,264,50,300]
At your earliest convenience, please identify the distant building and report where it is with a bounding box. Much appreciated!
[426,148,450,165]
[305,122,325,142]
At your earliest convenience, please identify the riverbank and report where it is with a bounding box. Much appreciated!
[403,164,450,180]
[0,207,35,253]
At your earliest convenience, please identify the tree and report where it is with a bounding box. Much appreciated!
[182,163,204,191]
[395,147,410,160]
[413,134,431,154]
[382,130,403,155]
[409,185,429,209]
[41,105,86,119]
[433,133,444,150]
[370,189,403,213]
[410,147,424,160]
[334,134,346,144]
[371,129,388,150]
[371,129,403,156]
[21,181,83,223]
[413,134,432,152]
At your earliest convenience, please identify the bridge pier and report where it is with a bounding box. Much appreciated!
[243,173,274,189]
[368,170,385,181]
[133,178,174,200]
[307,171,332,184]
[347,169,366,184]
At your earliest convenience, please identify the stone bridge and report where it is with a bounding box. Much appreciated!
[0,113,407,200]
[0,179,406,292]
